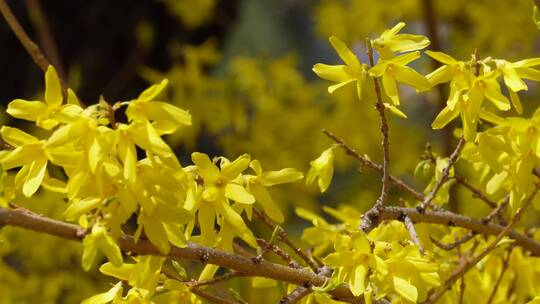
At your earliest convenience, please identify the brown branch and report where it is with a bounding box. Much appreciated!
[322,129,424,201]
[0,0,49,70]
[24,0,65,80]
[0,206,363,303]
[424,187,538,303]
[378,206,540,256]
[486,248,512,304]
[419,137,465,211]
[253,210,319,271]
[358,40,392,233]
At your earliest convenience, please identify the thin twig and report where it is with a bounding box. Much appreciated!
[358,40,392,233]
[458,277,465,304]
[486,247,513,304]
[454,175,498,209]
[162,265,241,304]
[279,266,332,304]
[0,0,50,71]
[403,215,425,255]
[257,238,301,269]
[189,271,245,288]
[253,210,319,271]
[424,187,538,303]
[323,129,424,201]
[24,0,65,80]
[430,232,476,251]
[419,137,465,211]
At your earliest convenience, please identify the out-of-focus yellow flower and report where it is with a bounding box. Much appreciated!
[313,36,367,100]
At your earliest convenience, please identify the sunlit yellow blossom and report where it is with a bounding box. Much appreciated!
[372,22,430,59]
[306,147,335,193]
[6,65,82,129]
[186,152,257,247]
[312,36,367,100]
[0,127,48,197]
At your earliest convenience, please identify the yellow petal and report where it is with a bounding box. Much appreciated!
[100,263,134,281]
[45,65,63,107]
[221,154,250,180]
[349,265,367,296]
[225,183,255,204]
[64,198,102,221]
[22,157,47,197]
[502,67,527,92]
[192,152,220,182]
[426,65,454,86]
[509,89,523,114]
[249,183,284,223]
[0,126,39,146]
[138,79,169,102]
[81,282,123,304]
[392,65,431,91]
[425,51,458,65]
[258,168,304,186]
[140,101,192,129]
[328,79,355,94]
[384,34,430,52]
[329,36,361,71]
[6,99,48,122]
[216,200,247,232]
[141,213,170,254]
[393,276,418,302]
[382,73,400,105]
[312,63,353,82]
[432,106,459,129]
[484,82,511,111]
[383,103,408,119]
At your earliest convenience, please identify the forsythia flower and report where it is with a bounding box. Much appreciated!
[186,152,257,247]
[0,127,48,197]
[6,65,81,129]
[372,22,430,59]
[312,36,367,100]
[306,146,335,193]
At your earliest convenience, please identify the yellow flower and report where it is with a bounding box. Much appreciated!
[494,58,540,114]
[0,127,48,197]
[306,147,335,193]
[6,65,82,130]
[432,70,510,141]
[126,79,192,134]
[187,152,256,247]
[372,22,430,59]
[312,36,367,100]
